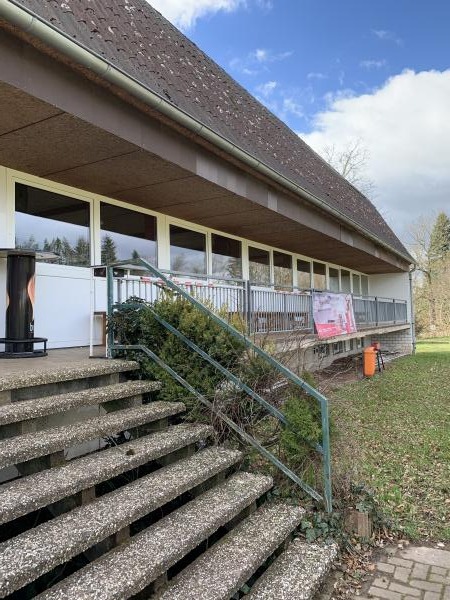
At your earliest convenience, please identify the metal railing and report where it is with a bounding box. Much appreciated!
[109,270,408,336]
[106,258,333,513]
[353,296,408,329]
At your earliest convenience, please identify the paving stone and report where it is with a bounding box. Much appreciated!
[431,566,447,576]
[429,574,450,584]
[423,592,441,600]
[377,562,396,574]
[409,580,443,593]
[394,566,411,583]
[389,557,414,569]
[368,586,402,600]
[402,548,450,569]
[389,582,421,597]
[372,577,389,589]
[412,564,430,580]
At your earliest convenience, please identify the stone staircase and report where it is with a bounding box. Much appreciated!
[0,359,336,599]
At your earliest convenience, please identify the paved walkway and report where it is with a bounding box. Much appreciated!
[361,545,450,600]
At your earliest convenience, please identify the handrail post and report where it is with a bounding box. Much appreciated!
[106,265,114,358]
[393,299,396,324]
[375,296,379,327]
[320,399,332,513]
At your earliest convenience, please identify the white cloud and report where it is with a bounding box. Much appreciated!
[148,0,243,29]
[300,70,450,241]
[307,72,327,80]
[360,59,387,69]
[255,80,277,97]
[373,29,403,46]
[230,47,293,76]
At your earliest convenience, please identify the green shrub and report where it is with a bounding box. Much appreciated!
[280,373,323,468]
[109,294,246,418]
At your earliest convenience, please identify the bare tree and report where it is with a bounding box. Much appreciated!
[322,138,376,198]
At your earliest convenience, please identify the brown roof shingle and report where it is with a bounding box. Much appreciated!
[14,0,409,258]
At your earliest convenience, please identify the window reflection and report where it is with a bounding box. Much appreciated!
[329,267,339,292]
[273,251,292,288]
[352,274,361,295]
[249,246,270,285]
[340,269,351,293]
[297,259,311,289]
[15,183,90,267]
[361,275,369,296]
[312,262,326,290]
[211,234,242,279]
[170,225,206,274]
[100,203,157,265]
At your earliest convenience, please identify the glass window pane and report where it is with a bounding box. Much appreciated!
[211,234,242,279]
[15,183,90,267]
[352,273,361,295]
[249,246,270,285]
[329,267,339,292]
[313,262,326,290]
[100,203,157,265]
[341,269,351,293]
[273,251,292,288]
[296,259,311,288]
[170,225,206,274]
[361,275,369,296]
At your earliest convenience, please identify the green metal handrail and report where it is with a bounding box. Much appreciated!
[106,258,332,512]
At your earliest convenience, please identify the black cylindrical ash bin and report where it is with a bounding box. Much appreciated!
[0,249,49,358]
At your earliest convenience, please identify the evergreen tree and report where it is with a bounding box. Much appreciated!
[132,249,140,260]
[101,235,118,265]
[74,237,90,266]
[429,212,450,259]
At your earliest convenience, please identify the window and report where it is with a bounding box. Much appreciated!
[100,203,157,265]
[170,225,206,274]
[312,262,326,290]
[297,259,311,289]
[340,269,351,293]
[211,233,242,279]
[361,275,369,296]
[15,183,90,266]
[273,251,292,288]
[352,273,361,295]
[249,246,270,285]
[329,267,339,292]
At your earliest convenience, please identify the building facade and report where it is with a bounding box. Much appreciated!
[0,0,414,363]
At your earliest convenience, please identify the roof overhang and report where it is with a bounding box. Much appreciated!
[0,4,412,273]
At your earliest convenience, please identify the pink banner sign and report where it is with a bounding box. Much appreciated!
[312,292,356,339]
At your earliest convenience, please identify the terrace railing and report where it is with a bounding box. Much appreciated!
[108,269,408,335]
[105,258,333,512]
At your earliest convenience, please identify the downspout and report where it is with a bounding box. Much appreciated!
[0,0,412,266]
[409,266,417,354]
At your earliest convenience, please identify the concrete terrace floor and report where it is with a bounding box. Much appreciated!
[0,347,104,377]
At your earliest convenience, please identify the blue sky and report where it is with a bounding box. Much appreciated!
[177,0,450,132]
[150,1,450,239]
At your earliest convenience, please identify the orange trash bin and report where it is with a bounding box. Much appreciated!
[363,346,377,377]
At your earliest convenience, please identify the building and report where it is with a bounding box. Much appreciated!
[0,0,414,365]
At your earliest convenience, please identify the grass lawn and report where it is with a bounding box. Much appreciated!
[330,337,450,541]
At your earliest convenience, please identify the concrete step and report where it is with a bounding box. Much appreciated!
[0,359,139,403]
[0,423,212,525]
[246,539,338,600]
[155,502,305,600]
[37,472,273,600]
[0,402,184,469]
[0,446,242,598]
[0,380,161,427]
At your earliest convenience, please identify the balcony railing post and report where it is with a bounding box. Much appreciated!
[375,296,379,327]
[245,279,253,334]
[393,299,396,324]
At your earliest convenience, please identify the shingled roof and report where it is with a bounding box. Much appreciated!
[14,0,409,258]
